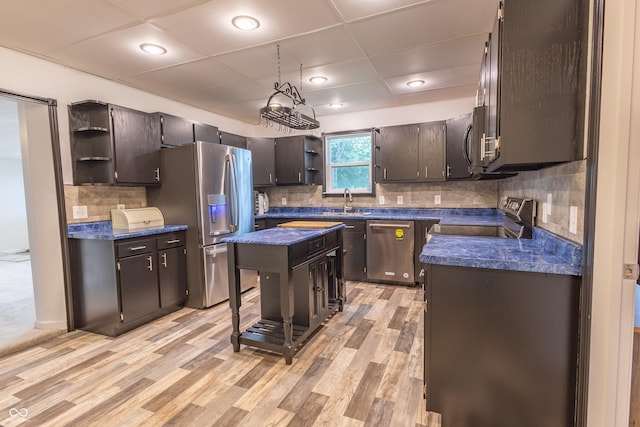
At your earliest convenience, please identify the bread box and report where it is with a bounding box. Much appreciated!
[111,207,164,232]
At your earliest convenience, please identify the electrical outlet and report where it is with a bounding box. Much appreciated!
[542,202,548,223]
[72,205,88,219]
[379,196,385,205]
[397,196,403,205]
[117,204,125,210]
[569,206,578,234]
[281,197,287,206]
[546,193,552,215]
[434,195,441,205]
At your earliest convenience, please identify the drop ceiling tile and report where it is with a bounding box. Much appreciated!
[124,58,248,94]
[347,0,498,56]
[304,81,391,107]
[395,83,477,104]
[386,64,479,94]
[48,23,207,79]
[278,26,365,68]
[151,0,342,56]
[370,34,487,78]
[0,0,141,54]
[106,0,208,20]
[257,59,381,92]
[186,80,273,105]
[316,95,398,117]
[216,44,301,80]
[331,0,432,22]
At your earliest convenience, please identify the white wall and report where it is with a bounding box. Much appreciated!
[0,158,29,253]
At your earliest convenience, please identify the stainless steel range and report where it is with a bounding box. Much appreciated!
[429,197,537,239]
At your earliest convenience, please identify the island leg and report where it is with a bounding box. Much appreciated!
[227,243,241,352]
[280,266,294,365]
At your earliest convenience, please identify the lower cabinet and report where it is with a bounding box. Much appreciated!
[71,231,187,337]
[342,220,367,281]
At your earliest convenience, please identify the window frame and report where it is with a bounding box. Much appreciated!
[322,128,376,196]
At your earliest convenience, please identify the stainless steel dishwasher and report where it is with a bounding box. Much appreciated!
[366,220,414,284]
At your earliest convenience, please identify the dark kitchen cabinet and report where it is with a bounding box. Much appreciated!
[70,230,187,337]
[377,122,446,182]
[423,264,580,427]
[274,135,322,185]
[247,137,276,187]
[152,112,194,147]
[219,131,247,149]
[193,121,219,144]
[298,255,331,331]
[414,220,438,282]
[478,0,587,172]
[445,113,473,180]
[69,100,161,185]
[342,220,366,281]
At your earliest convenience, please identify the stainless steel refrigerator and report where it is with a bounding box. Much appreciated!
[147,141,256,308]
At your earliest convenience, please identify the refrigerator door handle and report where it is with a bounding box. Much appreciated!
[226,153,240,232]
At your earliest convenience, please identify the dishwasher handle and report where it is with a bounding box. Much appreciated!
[368,223,411,229]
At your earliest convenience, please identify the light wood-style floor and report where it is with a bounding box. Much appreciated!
[0,281,440,426]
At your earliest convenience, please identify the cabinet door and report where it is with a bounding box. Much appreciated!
[303,137,323,185]
[247,137,276,186]
[419,122,446,182]
[445,114,473,180]
[343,224,366,281]
[483,13,501,166]
[158,246,187,307]
[111,106,161,184]
[118,253,160,323]
[378,125,419,182]
[275,137,304,184]
[308,257,329,330]
[159,113,194,147]
[193,122,219,144]
[220,131,247,149]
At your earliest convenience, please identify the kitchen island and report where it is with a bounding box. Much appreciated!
[223,223,345,364]
[419,228,583,427]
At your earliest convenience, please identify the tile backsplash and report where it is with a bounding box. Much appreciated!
[64,186,147,223]
[498,160,585,244]
[262,180,500,209]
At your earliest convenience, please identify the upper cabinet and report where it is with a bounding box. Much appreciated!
[193,122,219,144]
[152,112,194,147]
[247,137,276,187]
[479,0,588,172]
[377,121,446,183]
[69,101,160,186]
[274,135,322,185]
[219,131,247,149]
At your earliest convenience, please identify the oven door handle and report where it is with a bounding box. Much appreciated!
[368,223,411,229]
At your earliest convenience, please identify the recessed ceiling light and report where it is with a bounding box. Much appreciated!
[232,15,260,31]
[329,103,343,109]
[309,76,328,84]
[407,79,425,88]
[139,43,167,55]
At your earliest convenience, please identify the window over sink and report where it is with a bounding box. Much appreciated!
[323,129,374,195]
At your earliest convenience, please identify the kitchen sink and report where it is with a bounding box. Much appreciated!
[321,211,372,216]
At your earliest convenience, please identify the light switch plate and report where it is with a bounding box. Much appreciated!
[434,195,441,205]
[569,206,578,234]
[397,196,403,205]
[542,202,548,223]
[546,193,552,215]
[281,197,287,206]
[117,204,125,210]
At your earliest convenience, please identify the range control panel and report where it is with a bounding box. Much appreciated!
[500,197,536,226]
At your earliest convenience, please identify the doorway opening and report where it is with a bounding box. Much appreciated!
[0,90,70,356]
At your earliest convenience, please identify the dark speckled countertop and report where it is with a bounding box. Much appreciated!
[257,207,583,276]
[222,224,345,246]
[68,221,187,240]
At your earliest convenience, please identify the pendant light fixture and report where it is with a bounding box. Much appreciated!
[259,44,320,132]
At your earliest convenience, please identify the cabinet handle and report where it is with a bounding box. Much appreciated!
[155,168,160,182]
[147,256,153,271]
[165,239,180,244]
[128,246,147,251]
[161,252,168,267]
[425,166,428,179]
[344,225,355,229]
[447,165,451,177]
[298,172,302,182]
[383,168,387,180]
[269,173,272,183]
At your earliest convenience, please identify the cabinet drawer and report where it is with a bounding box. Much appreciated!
[342,220,365,233]
[156,232,185,249]
[116,238,156,258]
[308,236,326,255]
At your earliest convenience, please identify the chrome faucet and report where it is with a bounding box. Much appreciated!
[343,188,353,213]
